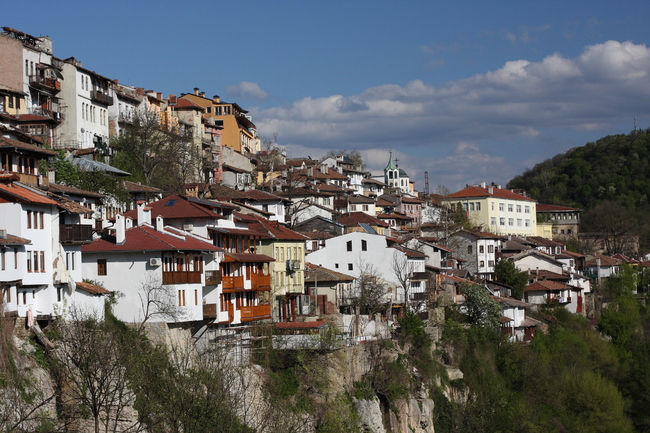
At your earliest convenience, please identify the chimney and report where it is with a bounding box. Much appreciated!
[156,215,164,232]
[480,181,486,188]
[213,95,220,103]
[488,186,494,194]
[200,92,205,98]
[497,185,502,189]
[115,214,126,245]
[157,92,163,100]
[137,201,151,226]
[307,166,313,177]
[169,94,177,104]
[320,163,328,174]
[125,217,133,230]
[194,87,199,95]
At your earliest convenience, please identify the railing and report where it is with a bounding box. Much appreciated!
[162,271,202,285]
[251,273,271,290]
[17,173,48,187]
[90,90,114,106]
[222,275,244,291]
[29,75,61,91]
[203,303,217,319]
[240,304,271,322]
[59,224,93,243]
[205,270,221,286]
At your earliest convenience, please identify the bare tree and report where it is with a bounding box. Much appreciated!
[353,261,387,315]
[52,307,138,433]
[391,250,414,310]
[138,275,182,331]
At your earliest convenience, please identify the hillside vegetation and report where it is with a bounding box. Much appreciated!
[507,129,650,251]
[508,129,650,209]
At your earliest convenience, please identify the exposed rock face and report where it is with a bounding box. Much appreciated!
[355,397,386,433]
[390,398,436,433]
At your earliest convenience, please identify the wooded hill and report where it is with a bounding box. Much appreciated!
[507,129,650,210]
[507,129,650,252]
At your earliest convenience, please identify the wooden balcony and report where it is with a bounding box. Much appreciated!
[203,303,217,319]
[90,90,114,106]
[205,270,221,286]
[59,224,93,244]
[252,273,271,290]
[162,271,202,285]
[240,304,271,322]
[29,75,61,92]
[222,275,244,291]
[17,173,48,187]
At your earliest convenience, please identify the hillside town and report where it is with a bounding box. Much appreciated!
[2,25,649,432]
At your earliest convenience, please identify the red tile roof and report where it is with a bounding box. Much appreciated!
[0,233,31,245]
[0,136,57,156]
[244,189,290,203]
[249,216,310,241]
[173,98,205,110]
[123,181,163,193]
[224,253,275,263]
[48,183,105,198]
[526,280,571,292]
[122,194,224,221]
[0,182,58,205]
[275,320,328,329]
[536,204,582,212]
[338,212,389,228]
[82,225,221,253]
[75,280,110,295]
[447,185,536,202]
[304,262,355,282]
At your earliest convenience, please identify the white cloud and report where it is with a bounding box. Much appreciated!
[224,81,268,101]
[253,40,650,188]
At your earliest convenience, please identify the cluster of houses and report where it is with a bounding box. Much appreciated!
[0,26,643,347]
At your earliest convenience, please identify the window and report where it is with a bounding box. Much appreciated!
[488,245,494,253]
[346,241,352,251]
[33,252,38,273]
[39,252,45,272]
[525,219,530,227]
[66,252,75,271]
[500,217,505,226]
[508,218,514,226]
[479,245,484,253]
[476,202,481,211]
[567,229,572,235]
[14,248,17,269]
[348,263,353,271]
[516,205,522,213]
[490,217,496,226]
[560,229,565,234]
[517,219,522,227]
[1,249,4,270]
[491,202,495,211]
[525,206,530,214]
[479,260,485,267]
[97,259,107,276]
[488,260,495,267]
[469,203,474,211]
[178,290,186,306]
[361,240,367,251]
[362,205,369,211]
[27,211,32,229]
[335,263,339,268]
[463,203,468,211]
[467,245,473,254]
[508,204,513,212]
[27,252,32,273]
[195,290,199,306]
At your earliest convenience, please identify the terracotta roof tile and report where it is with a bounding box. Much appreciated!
[447,185,536,202]
[75,280,110,295]
[123,194,224,221]
[0,182,58,205]
[82,225,221,253]
[338,212,389,228]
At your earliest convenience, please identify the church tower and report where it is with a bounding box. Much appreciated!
[384,150,400,189]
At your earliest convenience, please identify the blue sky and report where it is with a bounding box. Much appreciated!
[8,0,650,191]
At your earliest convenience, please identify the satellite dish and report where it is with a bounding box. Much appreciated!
[80,128,85,133]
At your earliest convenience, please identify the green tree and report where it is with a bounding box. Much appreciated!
[494,259,528,300]
[461,283,501,329]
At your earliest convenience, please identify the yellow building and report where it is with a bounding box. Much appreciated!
[444,183,537,236]
[179,88,259,154]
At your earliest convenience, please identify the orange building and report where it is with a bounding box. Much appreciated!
[179,88,259,155]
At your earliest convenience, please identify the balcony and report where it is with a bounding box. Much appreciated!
[90,90,114,106]
[29,75,61,93]
[17,173,48,187]
[222,275,244,291]
[162,271,202,285]
[252,273,271,290]
[203,303,217,319]
[240,304,271,322]
[205,270,221,286]
[59,224,93,244]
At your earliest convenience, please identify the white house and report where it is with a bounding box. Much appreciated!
[492,295,540,342]
[447,230,504,280]
[306,232,427,306]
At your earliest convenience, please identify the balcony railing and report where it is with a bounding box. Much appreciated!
[252,274,271,290]
[222,275,244,291]
[59,224,93,243]
[203,303,217,319]
[205,270,221,286]
[162,271,202,285]
[17,173,48,187]
[29,75,61,92]
[90,90,114,106]
[240,304,271,322]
